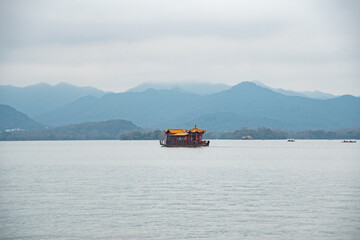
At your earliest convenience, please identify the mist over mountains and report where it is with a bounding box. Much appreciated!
[127,82,232,95]
[1,81,359,131]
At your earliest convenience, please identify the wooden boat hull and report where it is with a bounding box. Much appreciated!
[160,140,210,147]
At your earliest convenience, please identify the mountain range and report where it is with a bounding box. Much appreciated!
[0,82,105,117]
[1,81,359,131]
[129,81,337,99]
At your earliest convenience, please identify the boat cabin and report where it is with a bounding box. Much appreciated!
[163,128,188,145]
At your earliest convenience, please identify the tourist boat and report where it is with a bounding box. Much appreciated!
[160,124,210,147]
[342,140,357,143]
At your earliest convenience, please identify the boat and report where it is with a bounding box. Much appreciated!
[241,135,253,140]
[342,140,357,143]
[160,124,210,147]
[287,139,295,142]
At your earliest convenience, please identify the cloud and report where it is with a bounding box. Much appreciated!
[0,0,359,94]
[1,0,292,47]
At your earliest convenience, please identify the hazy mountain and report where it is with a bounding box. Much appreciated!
[34,89,202,127]
[184,82,359,130]
[127,82,231,95]
[0,82,106,117]
[253,81,336,99]
[0,104,44,131]
[34,82,360,131]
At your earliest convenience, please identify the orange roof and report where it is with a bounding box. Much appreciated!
[164,129,188,136]
[186,124,206,133]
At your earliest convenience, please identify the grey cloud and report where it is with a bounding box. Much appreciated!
[0,0,359,95]
[0,3,289,48]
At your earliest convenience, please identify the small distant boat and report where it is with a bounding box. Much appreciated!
[241,135,253,140]
[342,140,357,143]
[287,139,295,142]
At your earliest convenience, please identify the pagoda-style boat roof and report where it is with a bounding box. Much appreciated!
[164,128,188,136]
[186,124,206,133]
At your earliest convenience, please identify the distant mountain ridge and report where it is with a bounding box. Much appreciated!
[253,81,336,99]
[32,82,360,131]
[128,81,337,99]
[0,82,106,117]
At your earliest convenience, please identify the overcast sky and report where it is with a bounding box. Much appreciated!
[0,0,359,95]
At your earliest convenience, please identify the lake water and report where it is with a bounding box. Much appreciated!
[0,140,359,239]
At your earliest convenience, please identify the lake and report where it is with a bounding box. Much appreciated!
[0,140,359,239]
